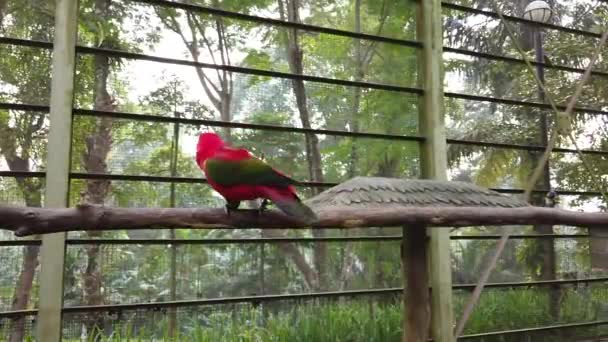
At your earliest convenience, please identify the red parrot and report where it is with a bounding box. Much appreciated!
[195,132,318,224]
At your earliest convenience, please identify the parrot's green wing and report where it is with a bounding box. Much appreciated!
[205,156,298,187]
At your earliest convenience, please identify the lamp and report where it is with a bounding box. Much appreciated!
[523,1,552,23]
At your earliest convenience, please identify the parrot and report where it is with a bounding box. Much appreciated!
[195,132,318,224]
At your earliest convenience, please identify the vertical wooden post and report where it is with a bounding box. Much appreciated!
[416,0,455,342]
[402,226,430,342]
[37,0,79,340]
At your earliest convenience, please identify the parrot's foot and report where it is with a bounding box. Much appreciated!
[224,204,232,216]
[225,201,241,216]
[258,199,270,215]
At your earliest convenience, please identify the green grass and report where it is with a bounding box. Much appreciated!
[28,287,608,341]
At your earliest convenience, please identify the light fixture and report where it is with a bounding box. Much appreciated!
[523,1,552,23]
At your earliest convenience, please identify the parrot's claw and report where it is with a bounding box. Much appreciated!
[225,201,241,217]
[259,199,270,212]
[256,199,271,216]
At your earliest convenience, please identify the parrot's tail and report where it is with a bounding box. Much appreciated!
[264,188,318,225]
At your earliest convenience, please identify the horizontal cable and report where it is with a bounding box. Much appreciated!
[67,174,608,195]
[0,240,42,246]
[448,138,608,156]
[63,234,589,246]
[459,320,608,339]
[130,0,421,49]
[60,277,608,313]
[453,277,608,290]
[0,278,604,316]
[76,46,423,95]
[0,234,586,248]
[444,92,608,116]
[0,169,332,187]
[62,288,402,313]
[0,36,52,50]
[451,234,589,240]
[6,103,608,155]
[73,108,425,142]
[491,187,604,197]
[0,102,49,112]
[65,236,403,245]
[0,171,46,178]
[76,108,608,155]
[441,2,604,39]
[69,172,335,188]
[0,309,38,319]
[444,46,608,79]
[1,170,605,197]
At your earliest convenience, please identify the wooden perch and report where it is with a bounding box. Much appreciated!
[1,204,608,237]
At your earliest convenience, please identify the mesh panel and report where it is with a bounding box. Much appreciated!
[454,284,608,338]
[62,294,403,341]
[0,246,40,311]
[0,314,37,341]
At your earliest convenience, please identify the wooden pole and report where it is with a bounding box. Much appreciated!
[36,0,78,340]
[403,226,430,342]
[417,0,454,340]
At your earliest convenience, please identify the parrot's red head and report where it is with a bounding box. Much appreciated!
[196,132,224,168]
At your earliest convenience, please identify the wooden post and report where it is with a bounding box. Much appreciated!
[36,0,78,340]
[402,226,430,342]
[417,0,455,341]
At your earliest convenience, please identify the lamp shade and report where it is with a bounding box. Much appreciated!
[523,1,552,23]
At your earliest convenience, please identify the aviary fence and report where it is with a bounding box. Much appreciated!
[0,0,607,341]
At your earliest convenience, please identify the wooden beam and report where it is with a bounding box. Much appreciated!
[1,205,608,236]
[403,226,430,342]
[37,0,79,340]
[417,0,454,340]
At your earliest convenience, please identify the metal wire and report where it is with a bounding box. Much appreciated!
[0,234,591,248]
[2,170,606,197]
[0,4,606,339]
[458,320,608,339]
[4,100,608,156]
[441,2,604,39]
[63,234,590,245]
[76,45,423,95]
[444,46,608,79]
[57,276,608,313]
[444,92,608,116]
[73,108,426,142]
[128,0,421,48]
[447,138,608,156]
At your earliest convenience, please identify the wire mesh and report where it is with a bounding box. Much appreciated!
[61,292,404,341]
[454,283,608,340]
[0,0,606,340]
[442,3,607,72]
[0,246,40,312]
[0,313,37,341]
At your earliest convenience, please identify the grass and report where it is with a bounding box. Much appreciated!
[16,286,608,341]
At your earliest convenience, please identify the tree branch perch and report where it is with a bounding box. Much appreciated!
[1,205,607,237]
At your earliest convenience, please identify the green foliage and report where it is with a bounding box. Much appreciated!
[2,0,608,340]
[52,286,608,341]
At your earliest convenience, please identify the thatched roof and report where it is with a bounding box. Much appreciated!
[305,177,529,209]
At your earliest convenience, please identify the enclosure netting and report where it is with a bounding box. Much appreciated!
[0,0,608,340]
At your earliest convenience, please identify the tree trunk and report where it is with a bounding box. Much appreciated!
[279,0,328,291]
[8,180,41,342]
[81,0,113,337]
[261,229,318,290]
[532,192,559,321]
[0,0,8,26]
[0,120,44,341]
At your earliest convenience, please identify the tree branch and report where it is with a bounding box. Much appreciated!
[1,205,608,237]
[190,14,223,83]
